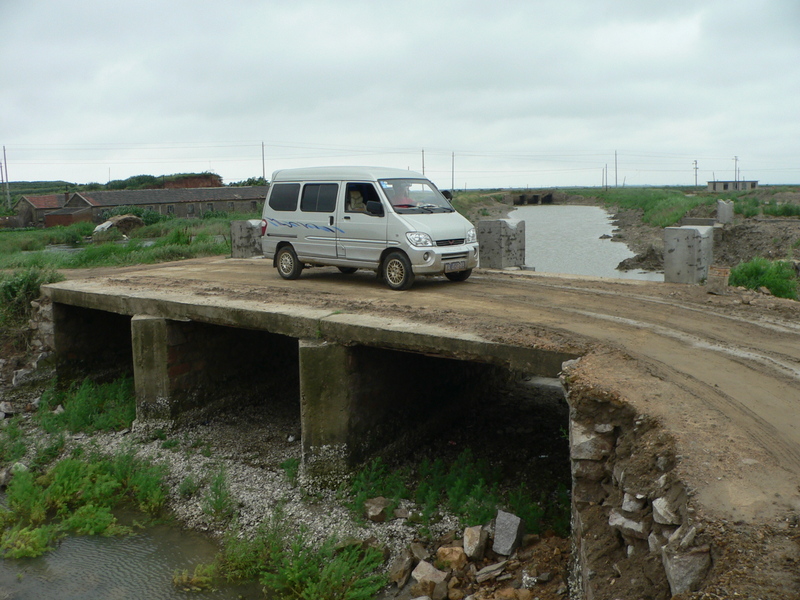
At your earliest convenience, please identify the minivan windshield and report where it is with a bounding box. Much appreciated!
[379,179,455,214]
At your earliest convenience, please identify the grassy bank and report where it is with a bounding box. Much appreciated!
[0,213,250,270]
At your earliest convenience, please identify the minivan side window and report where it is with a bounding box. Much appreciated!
[269,183,301,211]
[301,183,338,213]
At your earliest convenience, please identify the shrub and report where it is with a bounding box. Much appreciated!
[36,377,136,434]
[202,467,236,521]
[0,267,64,325]
[729,257,798,300]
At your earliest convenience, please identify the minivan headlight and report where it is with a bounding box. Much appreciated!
[406,231,434,247]
[466,227,477,244]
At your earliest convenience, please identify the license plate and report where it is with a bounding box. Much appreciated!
[444,260,466,273]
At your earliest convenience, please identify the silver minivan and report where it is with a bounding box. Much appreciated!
[259,166,478,290]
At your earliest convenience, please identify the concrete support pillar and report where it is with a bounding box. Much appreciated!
[477,219,526,269]
[664,226,714,284]
[299,339,355,479]
[131,315,171,421]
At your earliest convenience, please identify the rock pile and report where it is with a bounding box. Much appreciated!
[373,501,569,600]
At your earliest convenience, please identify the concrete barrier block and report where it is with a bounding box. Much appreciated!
[664,226,713,284]
[477,219,526,269]
[230,220,263,258]
[716,200,734,224]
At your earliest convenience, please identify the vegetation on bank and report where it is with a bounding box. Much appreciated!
[729,257,798,300]
[0,211,249,270]
[0,378,165,559]
[345,452,570,538]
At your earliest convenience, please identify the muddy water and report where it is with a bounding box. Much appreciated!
[0,520,262,599]
[511,204,663,281]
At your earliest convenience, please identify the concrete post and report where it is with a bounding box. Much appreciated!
[298,339,355,480]
[131,315,172,422]
[664,226,714,284]
[477,219,526,269]
[230,220,262,258]
[716,200,734,225]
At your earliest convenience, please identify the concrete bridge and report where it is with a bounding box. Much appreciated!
[42,257,800,599]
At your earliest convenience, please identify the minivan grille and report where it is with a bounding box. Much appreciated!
[436,238,465,247]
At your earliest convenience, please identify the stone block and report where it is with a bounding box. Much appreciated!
[716,199,734,224]
[463,525,488,560]
[493,510,525,555]
[436,546,467,571]
[569,420,613,460]
[661,544,711,595]
[412,560,448,586]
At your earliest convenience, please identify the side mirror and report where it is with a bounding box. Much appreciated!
[366,200,384,217]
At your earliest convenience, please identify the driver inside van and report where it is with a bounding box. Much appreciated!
[390,182,413,206]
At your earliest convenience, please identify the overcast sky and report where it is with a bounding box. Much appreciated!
[2,0,798,189]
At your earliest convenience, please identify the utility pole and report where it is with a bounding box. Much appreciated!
[262,142,266,182]
[614,150,618,187]
[451,152,454,192]
[733,156,739,188]
[421,149,425,175]
[3,146,11,210]
[693,160,698,187]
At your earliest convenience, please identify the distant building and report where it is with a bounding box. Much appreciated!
[63,186,269,223]
[15,193,69,227]
[707,180,758,192]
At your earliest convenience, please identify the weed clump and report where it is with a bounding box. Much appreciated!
[0,450,167,558]
[729,257,798,300]
[36,377,136,434]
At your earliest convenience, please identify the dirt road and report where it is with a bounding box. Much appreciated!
[65,257,800,522]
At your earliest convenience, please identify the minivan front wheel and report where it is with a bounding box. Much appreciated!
[276,246,303,280]
[382,251,415,290]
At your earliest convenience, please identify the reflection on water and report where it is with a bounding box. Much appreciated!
[511,205,663,281]
[0,523,262,600]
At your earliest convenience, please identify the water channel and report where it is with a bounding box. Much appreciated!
[511,204,663,281]
[0,509,262,599]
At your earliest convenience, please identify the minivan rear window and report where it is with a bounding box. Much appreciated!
[268,183,301,212]
[301,183,338,213]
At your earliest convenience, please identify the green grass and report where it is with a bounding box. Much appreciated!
[729,257,798,300]
[36,377,136,434]
[202,467,236,521]
[0,214,243,270]
[345,449,570,536]
[0,449,167,558]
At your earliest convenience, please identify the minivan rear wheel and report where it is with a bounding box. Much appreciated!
[276,246,303,280]
[383,251,415,290]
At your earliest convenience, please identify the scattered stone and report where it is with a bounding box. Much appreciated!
[412,560,448,586]
[389,547,416,588]
[475,560,507,583]
[569,420,613,460]
[364,496,391,522]
[621,492,646,513]
[53,404,65,414]
[394,507,411,519]
[661,544,711,595]
[608,508,649,539]
[437,546,467,571]
[410,542,430,561]
[463,525,488,560]
[493,510,525,556]
[652,496,681,525]
[12,368,33,387]
[494,587,517,599]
